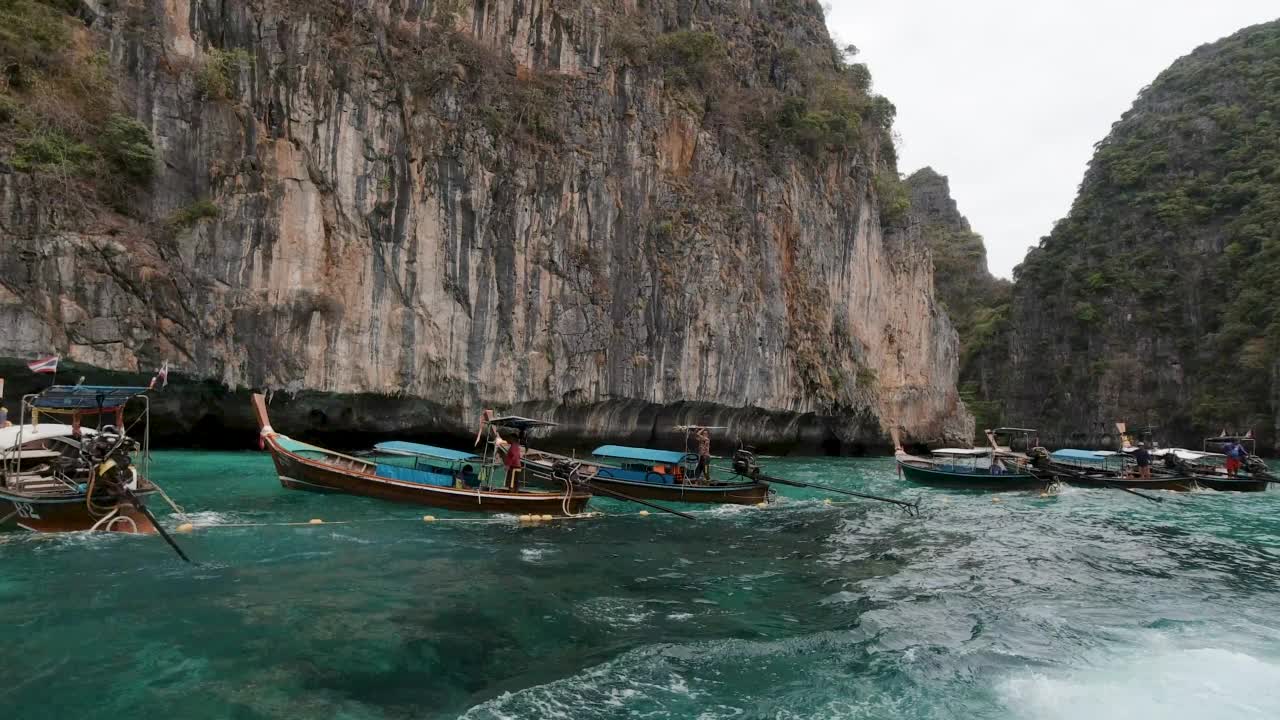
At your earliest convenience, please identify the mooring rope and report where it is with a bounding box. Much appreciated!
[149,480,188,520]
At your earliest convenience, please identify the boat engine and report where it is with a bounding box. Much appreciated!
[551,459,580,483]
[1246,456,1270,476]
[84,431,141,508]
[1027,446,1052,469]
[732,448,761,479]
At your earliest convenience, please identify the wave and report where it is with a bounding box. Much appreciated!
[1000,638,1280,719]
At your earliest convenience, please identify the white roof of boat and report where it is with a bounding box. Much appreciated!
[1150,448,1223,461]
[931,448,991,457]
[0,423,94,452]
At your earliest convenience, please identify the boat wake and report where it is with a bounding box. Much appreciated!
[177,510,240,528]
[458,645,700,720]
[999,640,1280,719]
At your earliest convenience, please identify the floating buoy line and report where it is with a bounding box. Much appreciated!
[167,498,876,533]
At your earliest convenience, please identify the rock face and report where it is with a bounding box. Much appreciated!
[969,20,1280,450]
[0,0,971,450]
[905,168,1009,436]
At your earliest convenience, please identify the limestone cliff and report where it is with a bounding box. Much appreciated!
[906,168,1009,436]
[968,21,1280,450]
[0,0,971,450]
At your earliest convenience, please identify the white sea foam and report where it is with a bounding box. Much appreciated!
[179,510,241,527]
[458,646,700,720]
[520,547,548,562]
[1000,644,1280,719]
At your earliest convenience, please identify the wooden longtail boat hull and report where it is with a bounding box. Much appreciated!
[517,453,771,506]
[1054,472,1196,492]
[0,489,157,533]
[1191,476,1268,492]
[898,461,1048,491]
[263,438,590,514]
[252,395,590,515]
[586,474,770,505]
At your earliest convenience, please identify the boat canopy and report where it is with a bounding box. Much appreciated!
[931,448,991,457]
[1051,449,1121,462]
[374,441,480,463]
[0,423,96,451]
[593,445,689,465]
[31,385,150,413]
[1152,448,1223,462]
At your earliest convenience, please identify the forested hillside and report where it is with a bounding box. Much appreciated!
[969,20,1280,448]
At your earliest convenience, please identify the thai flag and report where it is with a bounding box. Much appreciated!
[27,356,59,374]
[148,360,170,390]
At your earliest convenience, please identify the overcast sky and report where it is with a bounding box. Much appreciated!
[824,1,1279,278]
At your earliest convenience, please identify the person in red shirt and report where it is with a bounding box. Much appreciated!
[504,431,525,490]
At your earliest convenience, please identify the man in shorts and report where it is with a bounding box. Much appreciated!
[1134,443,1152,479]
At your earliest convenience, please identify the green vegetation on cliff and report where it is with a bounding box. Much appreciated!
[0,0,155,203]
[906,168,1010,435]
[972,20,1280,446]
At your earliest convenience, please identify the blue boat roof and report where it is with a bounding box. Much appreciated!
[32,385,150,411]
[374,441,480,463]
[1051,449,1117,461]
[592,445,688,465]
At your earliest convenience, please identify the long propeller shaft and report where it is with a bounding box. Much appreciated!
[757,473,920,515]
[583,482,697,520]
[127,490,193,562]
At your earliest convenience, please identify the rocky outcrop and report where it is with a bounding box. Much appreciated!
[0,0,971,451]
[968,20,1280,450]
[906,168,1009,437]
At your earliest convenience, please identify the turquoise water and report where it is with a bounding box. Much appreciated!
[3,451,1280,719]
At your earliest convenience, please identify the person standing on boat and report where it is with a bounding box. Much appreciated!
[1226,440,1247,477]
[505,431,525,490]
[694,427,712,484]
[1134,443,1152,479]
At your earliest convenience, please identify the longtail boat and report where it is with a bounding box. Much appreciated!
[1,385,159,533]
[1110,423,1268,492]
[895,446,1049,490]
[1147,444,1270,492]
[532,444,771,505]
[1160,451,1268,492]
[251,395,591,515]
[476,415,771,506]
[888,426,1049,492]
[1048,449,1197,492]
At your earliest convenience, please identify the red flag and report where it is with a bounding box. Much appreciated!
[27,356,59,374]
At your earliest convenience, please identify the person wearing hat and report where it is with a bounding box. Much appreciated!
[1133,442,1152,479]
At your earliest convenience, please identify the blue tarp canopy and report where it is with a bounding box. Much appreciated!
[593,445,688,465]
[32,385,150,411]
[375,464,454,487]
[374,441,480,463]
[1051,449,1118,462]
